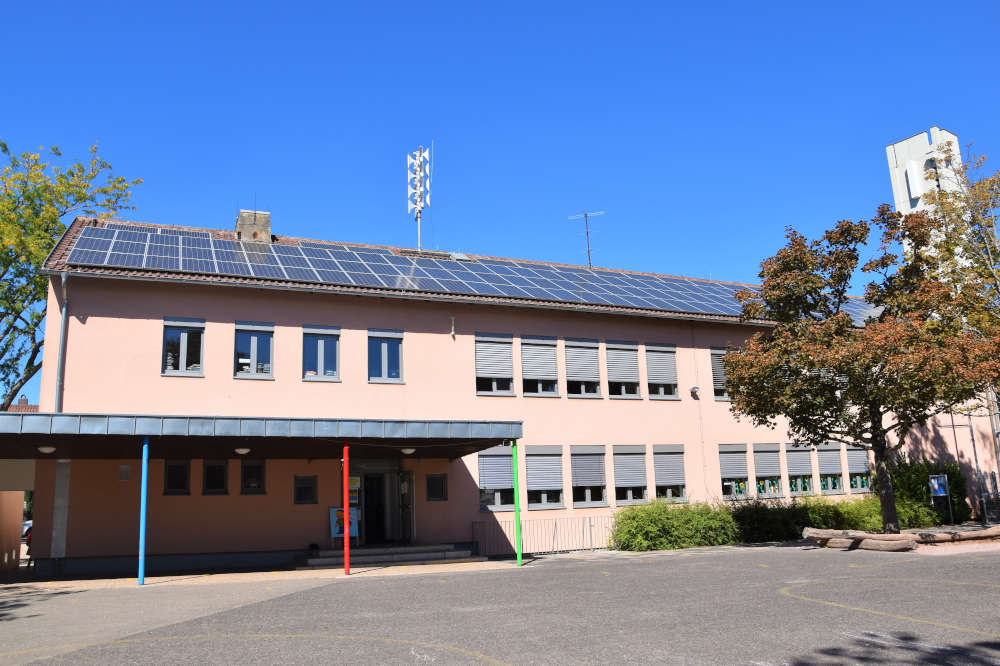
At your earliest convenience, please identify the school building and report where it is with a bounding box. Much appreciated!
[1,211,997,576]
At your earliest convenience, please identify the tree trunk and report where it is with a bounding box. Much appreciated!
[871,426,900,534]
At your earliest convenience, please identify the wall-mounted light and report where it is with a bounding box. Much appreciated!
[689,385,700,398]
[401,448,416,455]
[37,446,56,454]
[235,447,251,455]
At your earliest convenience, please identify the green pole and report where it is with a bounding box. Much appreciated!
[512,439,522,566]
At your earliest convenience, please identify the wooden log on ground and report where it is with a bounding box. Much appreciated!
[824,538,856,549]
[859,538,916,552]
[804,525,1000,546]
[803,528,912,541]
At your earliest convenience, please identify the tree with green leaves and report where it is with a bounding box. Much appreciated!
[0,142,140,410]
[724,206,1000,532]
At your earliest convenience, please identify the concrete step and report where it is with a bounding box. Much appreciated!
[305,549,472,567]
[297,555,486,570]
[315,543,456,558]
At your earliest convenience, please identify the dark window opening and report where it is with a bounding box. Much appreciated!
[523,378,558,395]
[567,380,600,396]
[294,475,318,504]
[609,381,639,396]
[476,377,512,393]
[203,460,228,495]
[241,460,266,494]
[427,474,448,501]
[164,460,190,495]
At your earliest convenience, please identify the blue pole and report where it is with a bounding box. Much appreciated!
[138,436,149,586]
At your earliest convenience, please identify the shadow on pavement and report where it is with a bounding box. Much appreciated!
[790,631,1000,665]
[0,584,81,622]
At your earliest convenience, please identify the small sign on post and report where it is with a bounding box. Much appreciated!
[929,474,954,524]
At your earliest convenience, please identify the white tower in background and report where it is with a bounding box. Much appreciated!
[886,126,962,216]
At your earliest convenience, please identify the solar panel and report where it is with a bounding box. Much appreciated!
[62,222,880,324]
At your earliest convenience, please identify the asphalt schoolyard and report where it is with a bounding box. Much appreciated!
[1,541,999,665]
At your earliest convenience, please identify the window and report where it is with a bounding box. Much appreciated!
[162,319,204,376]
[719,444,748,499]
[847,446,871,493]
[607,342,640,398]
[235,322,274,378]
[614,446,647,504]
[753,444,782,497]
[646,344,678,399]
[203,460,228,495]
[164,460,190,495]
[294,475,318,504]
[427,474,448,501]
[368,330,403,382]
[565,339,601,397]
[818,444,843,494]
[522,336,559,396]
[303,327,340,380]
[479,447,514,510]
[241,459,266,494]
[786,445,814,495]
[571,447,606,506]
[526,447,563,508]
[654,445,686,501]
[710,348,729,400]
[475,333,514,395]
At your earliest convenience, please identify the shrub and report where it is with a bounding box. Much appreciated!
[882,453,972,524]
[610,501,738,551]
[730,499,807,542]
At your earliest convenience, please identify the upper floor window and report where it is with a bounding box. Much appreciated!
[606,341,640,398]
[303,326,340,381]
[565,339,601,397]
[646,344,678,399]
[521,336,558,396]
[368,329,403,383]
[235,322,274,378]
[162,318,204,376]
[710,348,729,400]
[475,333,514,395]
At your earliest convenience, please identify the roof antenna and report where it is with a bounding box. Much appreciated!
[407,145,431,250]
[568,210,604,269]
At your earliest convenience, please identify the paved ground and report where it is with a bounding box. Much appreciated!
[2,542,999,665]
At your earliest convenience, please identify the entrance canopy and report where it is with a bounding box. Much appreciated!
[0,413,523,459]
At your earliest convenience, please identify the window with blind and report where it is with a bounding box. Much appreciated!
[474,333,514,395]
[710,348,729,400]
[847,446,871,492]
[479,447,515,510]
[571,446,606,505]
[614,446,647,503]
[719,444,748,498]
[654,445,686,500]
[522,336,558,396]
[646,344,678,399]
[526,447,563,508]
[753,444,782,497]
[785,444,814,495]
[565,339,601,397]
[818,443,844,493]
[607,342,640,398]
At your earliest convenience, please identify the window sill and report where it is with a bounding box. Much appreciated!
[303,376,341,382]
[757,493,784,499]
[567,393,602,399]
[369,378,405,384]
[475,391,516,397]
[723,495,751,501]
[849,489,872,495]
[202,490,228,496]
[294,501,319,506]
[426,498,448,502]
[789,491,815,497]
[655,497,688,503]
[234,374,274,381]
[649,395,681,401]
[714,397,731,402]
[163,491,190,496]
[615,499,649,506]
[162,371,204,378]
[572,501,609,508]
[821,490,845,495]
[608,395,642,400]
[528,504,565,511]
[480,505,516,512]
[524,392,560,398]
[241,490,267,495]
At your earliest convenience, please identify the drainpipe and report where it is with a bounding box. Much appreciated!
[54,272,69,413]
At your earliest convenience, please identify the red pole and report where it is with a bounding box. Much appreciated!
[343,442,350,576]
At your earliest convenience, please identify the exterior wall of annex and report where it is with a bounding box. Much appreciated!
[28,272,1000,563]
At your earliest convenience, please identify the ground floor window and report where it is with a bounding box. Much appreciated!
[849,473,871,491]
[656,485,685,500]
[480,488,515,509]
[721,478,748,499]
[479,448,515,510]
[789,475,813,494]
[203,460,227,495]
[572,486,604,504]
[164,460,190,495]
[527,489,562,506]
[615,486,646,502]
[571,450,607,506]
[426,474,448,501]
[820,474,843,493]
[241,460,266,494]
[756,477,781,497]
[294,475,318,504]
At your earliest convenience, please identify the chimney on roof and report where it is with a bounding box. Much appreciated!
[16,395,27,406]
[235,210,271,243]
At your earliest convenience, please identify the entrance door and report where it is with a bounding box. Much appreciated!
[399,471,413,543]
[363,474,386,543]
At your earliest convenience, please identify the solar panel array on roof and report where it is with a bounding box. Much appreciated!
[64,223,876,324]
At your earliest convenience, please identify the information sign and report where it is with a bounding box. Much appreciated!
[330,506,358,538]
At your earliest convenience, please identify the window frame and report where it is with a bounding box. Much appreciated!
[849,473,871,493]
[521,336,559,398]
[648,382,679,400]
[527,488,563,508]
[161,318,205,377]
[655,485,686,502]
[475,333,515,396]
[302,326,341,382]
[646,344,679,400]
[476,376,514,395]
[820,474,844,494]
[426,473,448,501]
[565,339,602,399]
[755,476,782,497]
[234,322,275,380]
[522,378,559,396]
[241,459,266,495]
[710,348,730,401]
[368,329,404,383]
[615,485,648,505]
[202,460,228,495]
[164,459,190,495]
[480,487,516,511]
[608,381,641,398]
[721,477,749,499]
[788,474,814,496]
[293,475,318,504]
[572,485,606,505]
[571,449,608,507]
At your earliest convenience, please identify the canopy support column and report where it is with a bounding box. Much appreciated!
[138,436,149,586]
[343,440,350,576]
[512,439,522,566]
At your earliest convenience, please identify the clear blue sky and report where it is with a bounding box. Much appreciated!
[5,1,999,402]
